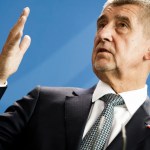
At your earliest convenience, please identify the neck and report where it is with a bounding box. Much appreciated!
[97,70,147,93]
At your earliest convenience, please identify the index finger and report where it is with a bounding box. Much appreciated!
[16,7,30,31]
[8,7,30,39]
[20,7,30,19]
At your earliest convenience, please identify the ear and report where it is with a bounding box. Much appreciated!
[144,48,150,60]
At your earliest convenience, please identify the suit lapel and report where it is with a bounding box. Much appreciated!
[65,87,95,150]
[107,99,150,150]
[65,86,150,150]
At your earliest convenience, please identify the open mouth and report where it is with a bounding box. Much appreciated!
[98,48,110,53]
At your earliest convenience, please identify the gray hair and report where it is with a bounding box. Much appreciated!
[102,0,150,37]
[104,0,150,7]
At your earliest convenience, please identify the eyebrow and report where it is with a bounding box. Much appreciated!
[115,15,130,24]
[97,15,107,24]
[97,14,131,24]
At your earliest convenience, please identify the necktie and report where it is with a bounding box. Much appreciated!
[80,93,124,150]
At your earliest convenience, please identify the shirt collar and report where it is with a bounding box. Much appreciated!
[92,80,148,115]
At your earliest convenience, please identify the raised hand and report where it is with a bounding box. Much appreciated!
[0,7,31,84]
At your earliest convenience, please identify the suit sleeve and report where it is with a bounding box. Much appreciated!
[0,87,7,100]
[0,86,40,149]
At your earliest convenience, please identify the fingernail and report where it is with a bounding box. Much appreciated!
[24,7,30,12]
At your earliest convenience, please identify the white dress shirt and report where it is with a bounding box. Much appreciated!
[0,81,7,87]
[83,80,148,146]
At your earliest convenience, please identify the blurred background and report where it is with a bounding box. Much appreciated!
[0,0,149,112]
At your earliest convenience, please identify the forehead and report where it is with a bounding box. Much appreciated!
[99,4,141,22]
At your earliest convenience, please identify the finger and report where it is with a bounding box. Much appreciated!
[2,31,23,53]
[8,17,25,41]
[16,7,30,30]
[18,7,30,31]
[20,7,30,19]
[8,7,30,39]
[19,35,31,54]
[17,7,30,31]
[12,31,23,47]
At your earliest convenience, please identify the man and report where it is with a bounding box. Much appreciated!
[0,0,150,149]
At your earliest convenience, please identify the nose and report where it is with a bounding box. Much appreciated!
[97,24,113,42]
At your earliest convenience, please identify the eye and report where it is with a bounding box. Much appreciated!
[97,23,105,29]
[117,22,128,28]
[115,22,129,34]
[97,22,107,30]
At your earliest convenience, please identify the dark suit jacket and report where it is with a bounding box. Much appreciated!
[0,86,150,150]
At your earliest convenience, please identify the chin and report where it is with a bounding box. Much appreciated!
[94,63,109,72]
[93,62,117,73]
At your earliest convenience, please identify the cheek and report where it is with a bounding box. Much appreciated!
[116,43,143,68]
[114,37,130,56]
[112,41,128,66]
[92,48,96,65]
[92,38,99,60]
[93,35,100,48]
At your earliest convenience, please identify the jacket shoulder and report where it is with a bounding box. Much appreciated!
[38,85,96,97]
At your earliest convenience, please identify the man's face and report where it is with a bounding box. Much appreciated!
[92,4,150,78]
